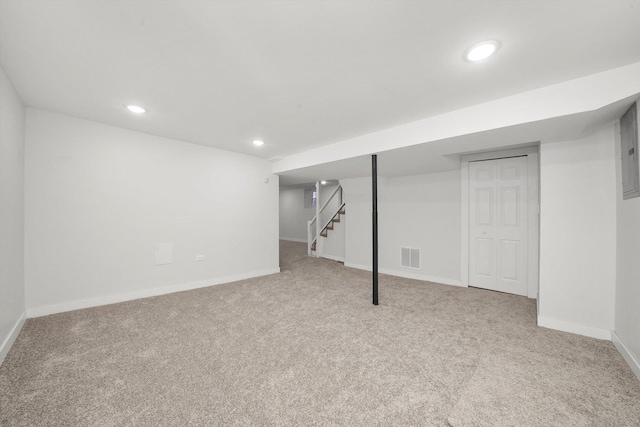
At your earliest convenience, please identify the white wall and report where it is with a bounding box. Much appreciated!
[341,177,374,268]
[538,126,617,339]
[25,109,279,316]
[278,187,316,242]
[342,170,461,285]
[340,134,620,342]
[614,103,640,379]
[0,64,26,365]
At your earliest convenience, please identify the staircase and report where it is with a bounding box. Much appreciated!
[310,204,345,252]
[307,184,344,257]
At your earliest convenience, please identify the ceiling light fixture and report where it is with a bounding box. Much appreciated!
[320,180,327,185]
[464,40,500,62]
[253,140,264,146]
[126,105,146,114]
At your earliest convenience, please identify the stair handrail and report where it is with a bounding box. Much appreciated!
[308,184,343,254]
[309,184,342,226]
[319,202,346,236]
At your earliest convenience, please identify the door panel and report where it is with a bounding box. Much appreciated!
[469,157,528,296]
[500,165,520,180]
[501,187,519,226]
[500,240,519,281]
[476,188,493,225]
[475,165,495,181]
[476,238,493,277]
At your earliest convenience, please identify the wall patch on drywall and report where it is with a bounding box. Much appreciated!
[155,243,173,265]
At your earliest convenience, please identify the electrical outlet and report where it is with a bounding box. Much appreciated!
[195,255,205,261]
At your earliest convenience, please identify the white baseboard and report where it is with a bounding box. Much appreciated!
[321,253,345,263]
[343,262,463,287]
[279,237,307,243]
[0,312,26,367]
[537,316,611,340]
[27,268,281,318]
[612,331,640,380]
[344,262,367,271]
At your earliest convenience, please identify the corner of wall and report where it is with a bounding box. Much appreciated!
[0,62,27,367]
[537,316,611,341]
[612,331,640,380]
[613,104,640,380]
[0,312,26,367]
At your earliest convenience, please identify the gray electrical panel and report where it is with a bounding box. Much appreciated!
[621,102,640,200]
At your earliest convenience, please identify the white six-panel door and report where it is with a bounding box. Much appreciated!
[469,157,528,296]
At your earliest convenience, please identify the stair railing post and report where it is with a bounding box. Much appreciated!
[315,181,321,258]
[307,220,313,256]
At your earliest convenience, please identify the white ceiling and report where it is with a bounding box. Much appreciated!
[2,0,640,170]
[277,96,634,187]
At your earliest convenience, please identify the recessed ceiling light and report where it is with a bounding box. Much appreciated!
[320,180,327,185]
[253,140,264,146]
[464,40,500,62]
[126,105,146,114]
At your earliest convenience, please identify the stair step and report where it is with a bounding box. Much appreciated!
[309,204,345,255]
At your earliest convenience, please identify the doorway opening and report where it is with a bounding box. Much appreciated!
[461,147,539,298]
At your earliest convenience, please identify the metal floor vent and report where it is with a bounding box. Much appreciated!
[401,247,420,269]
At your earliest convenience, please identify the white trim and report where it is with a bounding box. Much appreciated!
[461,145,540,299]
[344,262,368,270]
[321,253,345,263]
[27,268,280,318]
[460,146,538,163]
[381,269,463,287]
[0,312,26,366]
[537,316,611,340]
[344,262,464,287]
[460,162,469,287]
[526,151,540,299]
[279,237,307,243]
[612,332,640,380]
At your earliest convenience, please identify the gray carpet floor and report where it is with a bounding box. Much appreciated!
[1,240,639,426]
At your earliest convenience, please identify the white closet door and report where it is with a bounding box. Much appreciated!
[469,160,498,291]
[469,157,528,296]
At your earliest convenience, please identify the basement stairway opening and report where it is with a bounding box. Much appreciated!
[310,204,345,252]
[308,183,345,260]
